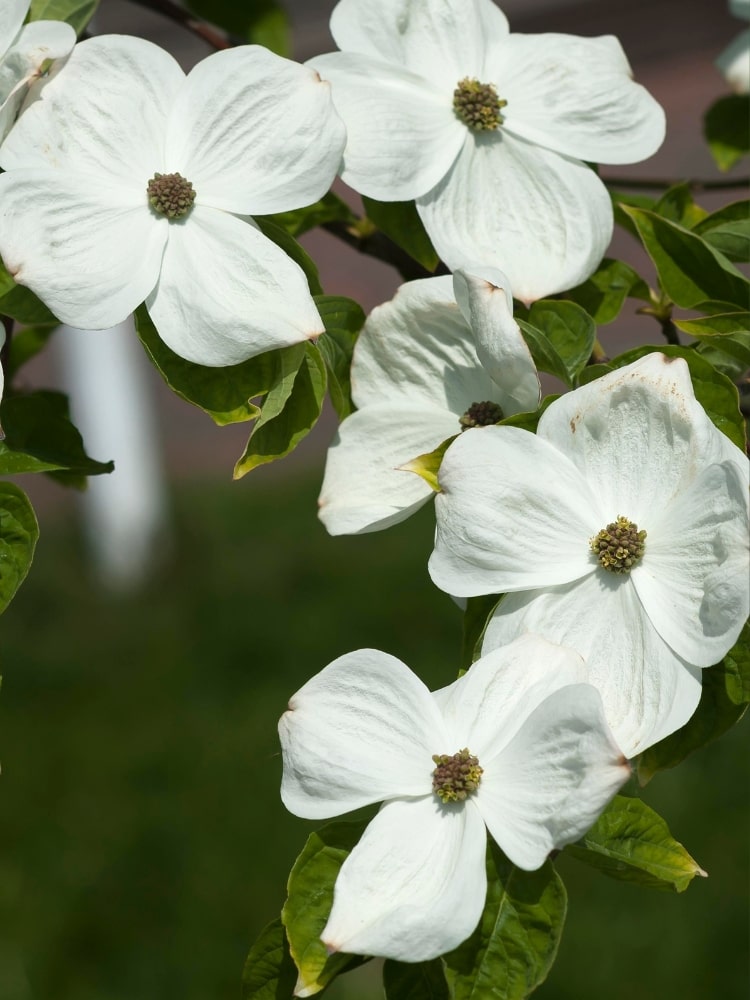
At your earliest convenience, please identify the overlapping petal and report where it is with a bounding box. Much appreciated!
[166,46,346,216]
[493,33,665,164]
[430,425,602,596]
[0,168,166,328]
[146,208,322,366]
[321,796,487,962]
[479,684,628,870]
[310,52,463,200]
[279,649,447,819]
[417,132,613,301]
[482,576,704,757]
[0,19,76,140]
[318,404,458,535]
[0,0,26,56]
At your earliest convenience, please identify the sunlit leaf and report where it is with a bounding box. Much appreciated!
[526,300,596,384]
[29,0,98,33]
[399,435,456,493]
[0,482,39,614]
[261,192,358,239]
[314,295,365,420]
[566,257,650,325]
[654,182,708,228]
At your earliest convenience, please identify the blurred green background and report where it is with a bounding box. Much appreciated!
[0,471,747,1000]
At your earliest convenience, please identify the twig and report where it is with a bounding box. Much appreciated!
[321,221,447,283]
[123,0,232,51]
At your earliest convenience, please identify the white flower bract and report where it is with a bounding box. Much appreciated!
[318,267,540,534]
[716,0,750,94]
[279,635,628,962]
[428,353,750,758]
[309,0,665,302]
[0,35,347,367]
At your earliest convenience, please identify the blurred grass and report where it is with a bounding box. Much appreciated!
[0,470,747,1000]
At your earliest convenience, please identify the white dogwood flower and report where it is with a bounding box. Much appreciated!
[0,35,346,366]
[429,353,750,758]
[0,0,74,140]
[318,268,540,534]
[717,0,750,93]
[279,636,628,962]
[309,0,665,302]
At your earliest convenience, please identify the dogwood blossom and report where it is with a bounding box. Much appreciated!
[0,0,74,140]
[0,35,346,366]
[318,268,539,534]
[429,353,750,758]
[309,0,665,301]
[716,0,750,93]
[279,635,628,962]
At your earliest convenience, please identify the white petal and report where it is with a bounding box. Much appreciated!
[482,575,704,758]
[0,34,184,179]
[453,269,540,415]
[478,684,629,870]
[0,20,76,140]
[0,169,165,328]
[716,29,750,94]
[417,131,613,302]
[329,0,509,86]
[537,354,731,526]
[0,1,26,57]
[492,34,665,164]
[429,426,602,597]
[435,634,588,759]
[146,208,322,366]
[279,650,447,818]
[318,404,458,535]
[352,275,499,411]
[322,796,487,961]
[309,51,464,201]
[165,46,345,216]
[633,460,750,666]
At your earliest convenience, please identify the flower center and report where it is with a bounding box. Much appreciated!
[432,748,483,803]
[147,172,196,220]
[459,400,504,430]
[590,515,647,574]
[453,78,507,131]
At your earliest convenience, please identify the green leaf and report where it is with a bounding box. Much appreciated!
[497,394,560,433]
[241,917,298,1000]
[443,844,566,1000]
[361,197,440,272]
[621,206,750,310]
[383,958,449,999]
[526,300,596,384]
[6,323,58,378]
[0,266,58,326]
[461,594,503,671]
[704,94,750,171]
[566,258,650,325]
[693,200,750,261]
[398,435,456,493]
[253,217,323,296]
[282,821,368,997]
[605,345,746,451]
[723,620,750,706]
[134,305,296,426]
[674,312,750,339]
[637,658,747,784]
[234,342,327,477]
[654,182,708,228]
[184,0,289,54]
[29,0,98,33]
[517,320,569,386]
[314,295,365,420]
[610,190,656,240]
[674,313,750,377]
[0,482,39,614]
[0,391,113,482]
[566,795,706,892]
[261,192,358,238]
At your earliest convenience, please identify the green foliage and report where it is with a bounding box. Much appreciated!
[361,197,440,272]
[185,0,289,54]
[518,299,595,387]
[0,264,58,326]
[261,193,358,239]
[6,322,58,378]
[234,342,327,477]
[693,200,750,262]
[674,313,750,379]
[566,796,706,893]
[621,206,750,311]
[498,395,560,433]
[566,257,649,325]
[724,621,750,706]
[399,435,456,493]
[314,295,365,420]
[443,844,566,1000]
[253,218,323,296]
[461,594,503,671]
[28,0,98,34]
[0,482,38,614]
[0,390,113,483]
[281,821,368,996]
[704,94,750,171]
[653,183,708,228]
[610,190,656,240]
[383,958,449,999]
[241,918,298,1000]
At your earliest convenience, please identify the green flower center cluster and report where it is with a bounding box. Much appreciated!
[147,172,196,219]
[453,78,507,130]
[459,400,505,430]
[432,748,484,803]
[590,515,647,574]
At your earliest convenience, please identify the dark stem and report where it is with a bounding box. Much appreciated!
[604,175,749,193]
[123,0,232,50]
[660,317,681,346]
[321,221,447,282]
